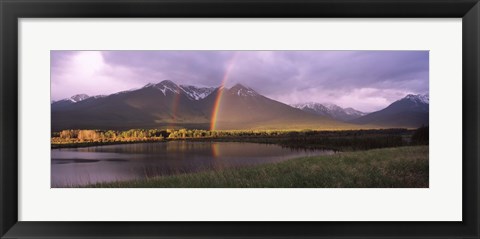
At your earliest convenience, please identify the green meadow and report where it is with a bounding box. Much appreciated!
[87,146,428,188]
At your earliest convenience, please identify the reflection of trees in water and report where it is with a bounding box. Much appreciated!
[52,141,335,186]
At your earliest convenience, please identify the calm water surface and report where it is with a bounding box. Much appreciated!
[51,141,334,187]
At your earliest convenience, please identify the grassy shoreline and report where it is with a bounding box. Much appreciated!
[85,146,428,188]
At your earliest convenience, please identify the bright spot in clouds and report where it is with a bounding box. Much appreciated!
[51,51,138,99]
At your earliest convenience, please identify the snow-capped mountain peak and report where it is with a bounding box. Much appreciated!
[55,94,101,104]
[292,102,325,110]
[404,94,429,104]
[292,102,366,121]
[69,94,90,103]
[344,107,367,116]
[179,85,215,100]
[151,80,181,95]
[322,103,344,111]
[143,80,214,100]
[229,84,259,97]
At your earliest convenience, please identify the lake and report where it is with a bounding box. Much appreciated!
[51,141,334,187]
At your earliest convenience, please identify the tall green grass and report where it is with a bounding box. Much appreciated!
[88,146,428,188]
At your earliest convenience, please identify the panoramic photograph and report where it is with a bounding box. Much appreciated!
[51,50,429,188]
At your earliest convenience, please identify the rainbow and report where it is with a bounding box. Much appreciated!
[210,53,238,131]
[168,90,182,129]
[211,142,220,157]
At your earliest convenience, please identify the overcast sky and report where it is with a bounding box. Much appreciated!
[51,50,428,112]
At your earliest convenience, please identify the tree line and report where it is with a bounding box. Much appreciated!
[52,128,301,143]
[51,128,415,144]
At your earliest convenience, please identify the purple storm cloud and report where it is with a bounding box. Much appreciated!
[51,50,428,112]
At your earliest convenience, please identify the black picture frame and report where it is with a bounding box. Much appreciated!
[1,0,479,238]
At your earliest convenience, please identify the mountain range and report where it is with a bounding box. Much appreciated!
[51,80,429,131]
[291,102,367,122]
